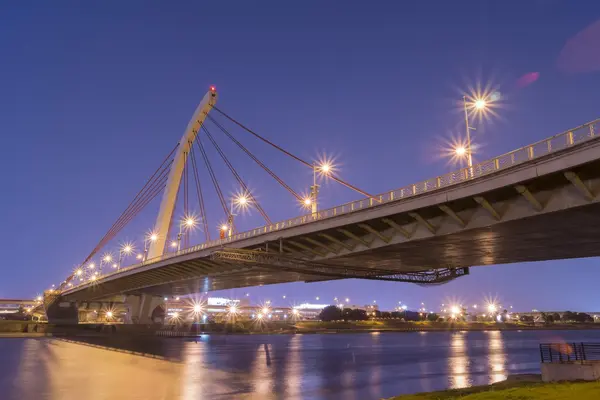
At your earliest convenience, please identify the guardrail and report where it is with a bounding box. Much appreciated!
[66,117,600,292]
[540,342,600,363]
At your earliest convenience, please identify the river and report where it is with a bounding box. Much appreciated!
[1,330,599,399]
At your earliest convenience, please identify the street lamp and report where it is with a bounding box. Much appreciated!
[462,95,488,174]
[118,243,134,269]
[143,232,158,261]
[219,223,231,239]
[177,215,197,251]
[308,162,332,214]
[99,253,112,275]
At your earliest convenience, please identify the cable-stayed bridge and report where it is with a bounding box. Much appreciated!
[39,87,600,323]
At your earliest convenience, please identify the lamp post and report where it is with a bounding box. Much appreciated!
[177,216,197,251]
[100,254,112,275]
[118,244,133,270]
[144,233,158,262]
[307,162,332,214]
[461,96,487,176]
[310,163,320,214]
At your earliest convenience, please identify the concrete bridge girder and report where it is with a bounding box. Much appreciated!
[300,171,600,265]
[60,138,600,298]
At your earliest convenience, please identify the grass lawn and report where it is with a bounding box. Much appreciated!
[388,381,600,399]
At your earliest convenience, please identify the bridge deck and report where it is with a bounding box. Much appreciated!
[62,125,600,301]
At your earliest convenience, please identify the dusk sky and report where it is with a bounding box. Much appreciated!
[2,1,600,311]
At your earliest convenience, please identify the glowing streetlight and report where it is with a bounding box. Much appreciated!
[106,311,113,319]
[193,304,202,314]
[185,217,196,228]
[487,303,498,313]
[176,215,198,251]
[75,269,83,276]
[462,95,488,172]
[88,263,95,269]
[143,232,159,261]
[136,254,143,260]
[262,306,269,314]
[451,305,461,315]
[455,146,466,157]
[474,99,486,110]
[118,243,134,268]
[170,241,178,248]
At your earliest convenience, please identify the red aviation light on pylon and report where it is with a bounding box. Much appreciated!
[209,85,216,92]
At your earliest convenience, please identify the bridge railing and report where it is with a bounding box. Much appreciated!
[66,118,599,290]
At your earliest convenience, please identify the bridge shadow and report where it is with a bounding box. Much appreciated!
[61,332,186,361]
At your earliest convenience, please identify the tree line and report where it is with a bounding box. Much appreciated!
[318,305,439,322]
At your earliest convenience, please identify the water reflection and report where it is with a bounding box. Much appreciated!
[3,330,599,400]
[285,335,303,398]
[448,332,470,389]
[487,331,507,383]
[252,343,274,395]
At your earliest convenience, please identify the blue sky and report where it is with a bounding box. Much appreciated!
[2,1,600,311]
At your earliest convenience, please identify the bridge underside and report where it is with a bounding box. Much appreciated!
[62,139,600,302]
[64,200,600,302]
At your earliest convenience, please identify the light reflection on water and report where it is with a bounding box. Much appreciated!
[448,331,470,389]
[488,330,507,384]
[2,330,599,400]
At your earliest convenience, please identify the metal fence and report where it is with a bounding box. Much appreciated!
[65,118,600,292]
[540,342,600,363]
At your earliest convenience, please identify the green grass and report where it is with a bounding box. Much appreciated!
[388,381,600,400]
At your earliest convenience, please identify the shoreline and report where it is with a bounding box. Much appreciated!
[2,320,600,337]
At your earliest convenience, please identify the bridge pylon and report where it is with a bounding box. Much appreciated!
[43,290,78,325]
[147,87,218,259]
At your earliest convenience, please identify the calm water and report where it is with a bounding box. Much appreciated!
[2,330,599,400]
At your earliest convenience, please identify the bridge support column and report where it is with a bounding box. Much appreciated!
[44,293,79,325]
[124,294,165,324]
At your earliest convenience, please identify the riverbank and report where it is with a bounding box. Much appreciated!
[3,319,600,336]
[389,380,600,399]
[293,320,600,334]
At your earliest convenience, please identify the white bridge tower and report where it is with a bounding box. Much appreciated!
[147,87,218,259]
